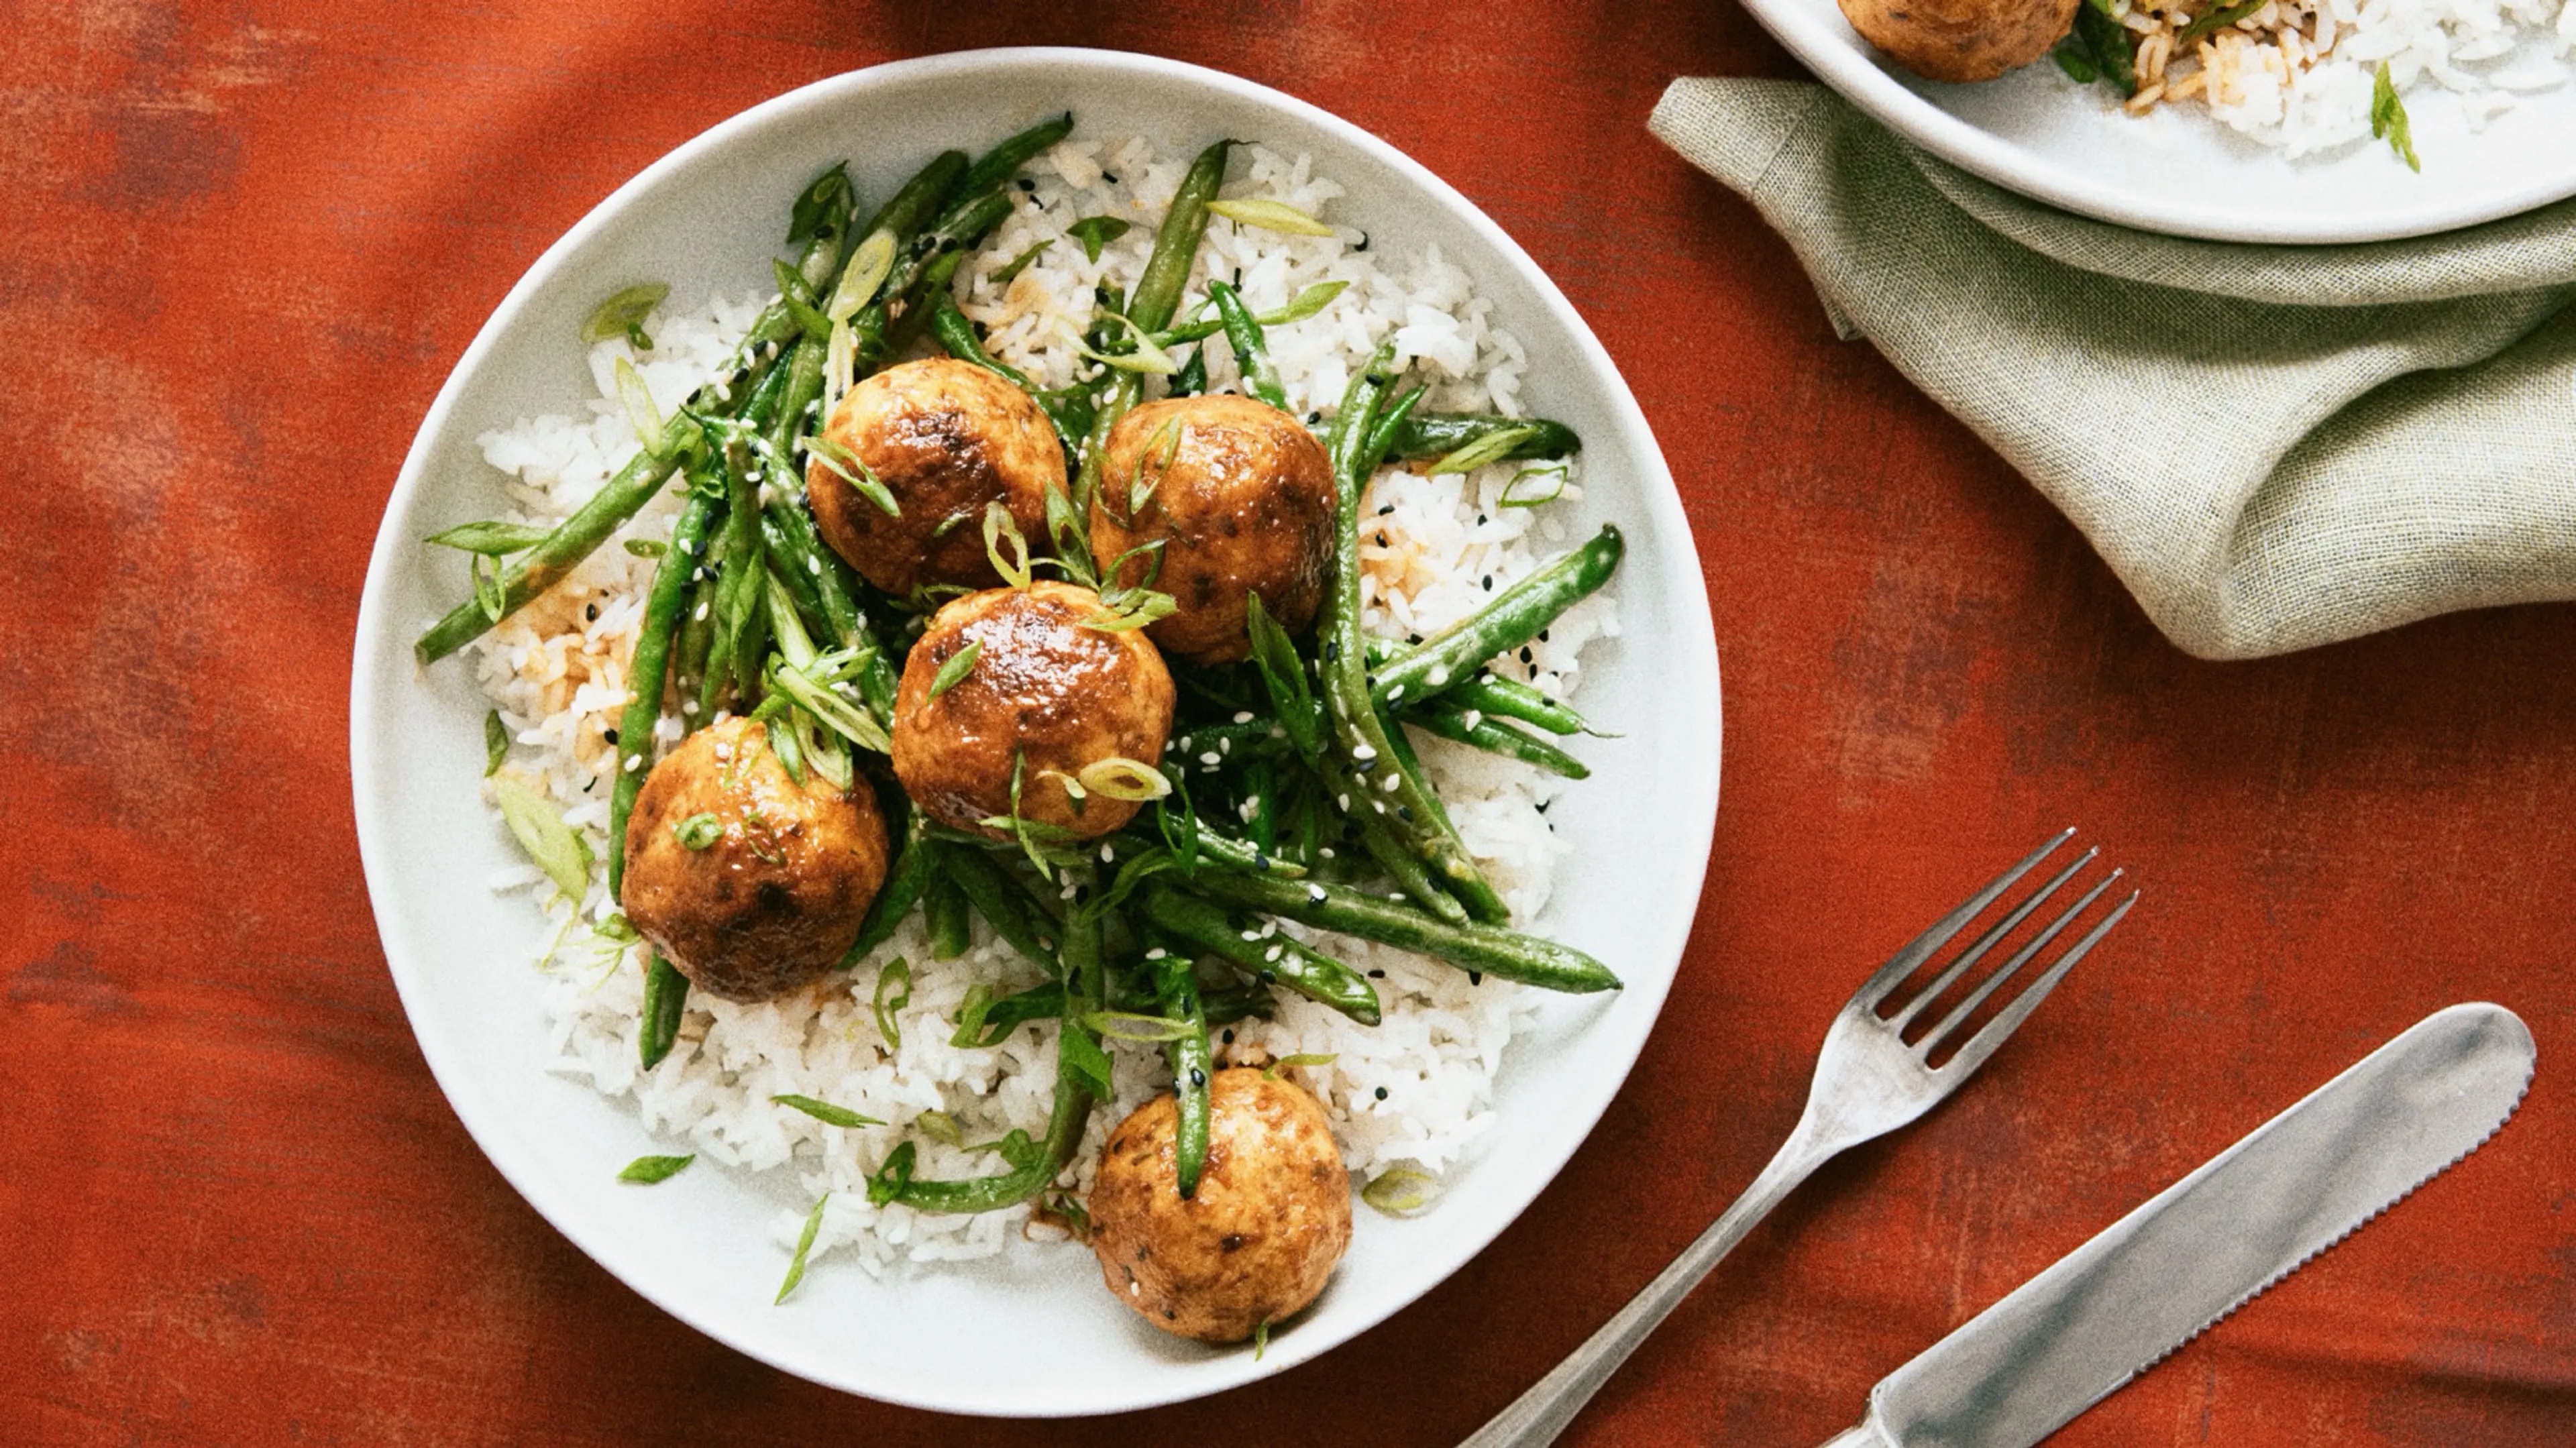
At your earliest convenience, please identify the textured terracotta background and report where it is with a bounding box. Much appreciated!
[5,2,2573,1444]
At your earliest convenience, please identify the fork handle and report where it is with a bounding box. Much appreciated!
[1457,1119,1839,1448]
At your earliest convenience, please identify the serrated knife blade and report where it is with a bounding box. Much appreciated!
[1822,1001,2535,1448]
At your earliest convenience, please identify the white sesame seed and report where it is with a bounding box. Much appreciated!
[1380,773,1401,792]
[1306,884,1328,903]
[1241,930,1261,942]
[1352,742,1377,761]
[1264,944,1283,962]
[623,755,642,773]
[1232,711,1254,724]
[1199,752,1221,766]
[693,602,710,622]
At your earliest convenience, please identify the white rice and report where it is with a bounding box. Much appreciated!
[2080,0,2571,156]
[453,139,1617,1281]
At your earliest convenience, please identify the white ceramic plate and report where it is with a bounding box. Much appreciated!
[1738,0,2576,242]
[350,48,1719,1417]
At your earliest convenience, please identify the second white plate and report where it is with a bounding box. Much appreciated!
[1738,0,2576,243]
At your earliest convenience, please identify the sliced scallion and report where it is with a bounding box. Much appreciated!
[1067,215,1132,262]
[775,1192,828,1304]
[674,812,723,850]
[914,1109,964,1147]
[1428,424,1542,477]
[483,710,508,777]
[1263,1052,1338,1078]
[872,956,910,1049]
[1208,198,1334,236]
[617,1153,694,1184]
[928,640,981,700]
[772,1094,886,1129]
[428,520,554,555]
[983,499,1033,588]
[1079,1009,1194,1042]
[581,282,669,350]
[612,355,663,455]
[492,775,593,901]
[1361,1166,1438,1215]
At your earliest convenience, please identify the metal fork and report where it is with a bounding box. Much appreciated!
[1461,829,2137,1448]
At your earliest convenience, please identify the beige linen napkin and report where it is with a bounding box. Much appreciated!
[1652,77,2576,659]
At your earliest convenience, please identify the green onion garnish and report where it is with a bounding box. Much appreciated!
[483,710,508,777]
[427,520,553,555]
[1208,199,1334,236]
[914,1109,964,1147]
[1252,1317,1273,1359]
[866,1142,916,1206]
[617,1153,694,1184]
[983,500,1032,588]
[581,282,668,351]
[928,641,981,700]
[1428,424,1542,477]
[1080,1010,1195,1042]
[492,775,593,901]
[991,239,1052,285]
[872,956,910,1049]
[1263,1052,1338,1078]
[1498,462,1570,509]
[772,1094,886,1129]
[2372,62,2421,172]
[1362,1166,1438,1215]
[1066,215,1132,262]
[624,537,667,558]
[775,1192,828,1304]
[673,812,723,850]
[612,355,663,455]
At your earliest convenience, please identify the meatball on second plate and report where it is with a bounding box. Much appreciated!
[1089,394,1337,665]
[1836,0,2078,82]
[808,357,1065,598]
[619,715,890,1003]
[1088,1069,1353,1343]
[891,581,1176,840]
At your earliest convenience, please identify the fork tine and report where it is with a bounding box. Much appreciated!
[1854,828,2076,1011]
[1918,867,2122,1051]
[1935,887,2137,1079]
[1887,847,2098,1031]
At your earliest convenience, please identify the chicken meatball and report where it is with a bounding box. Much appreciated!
[891,581,1176,841]
[1088,1069,1352,1343]
[808,357,1066,597]
[1088,394,1337,665]
[619,715,890,1002]
[1837,0,2078,82]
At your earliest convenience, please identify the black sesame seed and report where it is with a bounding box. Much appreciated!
[1189,1068,1207,1087]
[1102,172,1120,184]
[585,604,599,622]
[1222,1029,1235,1045]
[1521,647,1535,664]
[1016,178,1036,192]
[1258,969,1277,985]
[1395,805,1413,823]
[1468,971,1483,985]
[1476,513,1488,524]
[1307,411,1322,424]
[1481,576,1495,592]
[1368,968,1385,979]
[1355,231,1371,252]
[602,728,619,745]
[1377,504,1393,516]
[1539,629,1551,643]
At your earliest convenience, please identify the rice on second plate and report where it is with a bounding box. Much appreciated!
[462,137,1619,1277]
[2082,0,2570,155]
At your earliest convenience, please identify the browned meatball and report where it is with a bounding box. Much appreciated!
[1088,394,1336,665]
[890,581,1175,841]
[808,357,1065,598]
[1838,0,2078,82]
[619,716,890,1003]
[1089,1069,1352,1343]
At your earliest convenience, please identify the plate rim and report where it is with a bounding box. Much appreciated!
[1733,0,2576,244]
[349,44,1722,1416]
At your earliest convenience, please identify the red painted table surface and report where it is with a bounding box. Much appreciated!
[6,4,2572,1444]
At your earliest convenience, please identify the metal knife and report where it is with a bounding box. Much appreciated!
[1822,1001,2535,1448]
